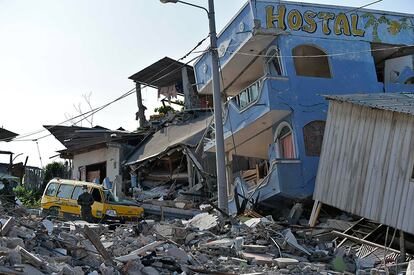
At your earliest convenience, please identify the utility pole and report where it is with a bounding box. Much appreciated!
[159,0,228,213]
[207,0,228,213]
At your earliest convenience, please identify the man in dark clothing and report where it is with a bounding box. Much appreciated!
[77,185,95,222]
[0,179,16,209]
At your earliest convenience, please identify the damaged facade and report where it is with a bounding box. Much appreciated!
[313,93,414,234]
[192,0,414,213]
[45,125,144,191]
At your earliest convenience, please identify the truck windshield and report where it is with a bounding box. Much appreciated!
[103,190,119,203]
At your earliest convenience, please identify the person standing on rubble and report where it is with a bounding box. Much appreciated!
[77,185,95,222]
[0,179,16,209]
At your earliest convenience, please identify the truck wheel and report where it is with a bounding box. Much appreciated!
[48,206,60,217]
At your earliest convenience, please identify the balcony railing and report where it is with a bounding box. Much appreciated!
[231,79,262,110]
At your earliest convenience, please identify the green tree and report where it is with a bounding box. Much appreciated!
[42,162,67,190]
[154,105,175,115]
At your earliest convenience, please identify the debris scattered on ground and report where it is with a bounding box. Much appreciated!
[0,202,411,274]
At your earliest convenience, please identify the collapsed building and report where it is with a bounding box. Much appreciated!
[192,0,414,214]
[45,125,145,196]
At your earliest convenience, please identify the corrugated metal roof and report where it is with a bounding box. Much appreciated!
[325,93,414,116]
[0,128,18,142]
[44,125,144,153]
[129,57,195,90]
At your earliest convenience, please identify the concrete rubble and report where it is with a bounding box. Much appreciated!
[0,203,411,275]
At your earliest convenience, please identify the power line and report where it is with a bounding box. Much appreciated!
[225,44,414,59]
[4,36,209,143]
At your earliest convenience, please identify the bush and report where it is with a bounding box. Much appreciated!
[14,185,42,208]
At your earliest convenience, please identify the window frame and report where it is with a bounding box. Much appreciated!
[303,120,326,157]
[265,46,284,76]
[274,122,296,159]
[71,186,84,200]
[292,44,332,78]
[56,184,75,199]
[45,182,58,197]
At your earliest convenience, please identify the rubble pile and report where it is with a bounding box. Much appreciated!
[0,204,410,274]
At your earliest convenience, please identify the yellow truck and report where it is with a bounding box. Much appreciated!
[41,179,144,222]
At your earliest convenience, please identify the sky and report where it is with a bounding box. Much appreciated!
[0,0,412,167]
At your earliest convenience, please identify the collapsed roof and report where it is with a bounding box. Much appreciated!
[125,111,212,166]
[44,125,144,157]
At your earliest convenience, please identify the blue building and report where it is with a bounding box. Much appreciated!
[193,0,414,214]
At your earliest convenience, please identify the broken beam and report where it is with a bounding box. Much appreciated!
[332,230,405,255]
[1,217,15,236]
[83,225,114,265]
[115,241,165,263]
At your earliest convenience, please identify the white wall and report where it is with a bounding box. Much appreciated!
[384,55,413,83]
[72,145,121,182]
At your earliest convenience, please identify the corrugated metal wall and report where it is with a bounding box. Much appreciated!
[314,101,414,234]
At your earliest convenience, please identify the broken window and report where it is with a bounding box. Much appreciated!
[265,46,283,76]
[370,43,414,83]
[275,123,295,159]
[45,182,58,196]
[56,184,74,199]
[292,45,331,78]
[303,120,326,156]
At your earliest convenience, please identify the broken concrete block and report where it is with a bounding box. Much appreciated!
[185,213,218,231]
[242,244,268,254]
[241,252,275,265]
[8,248,22,266]
[275,258,299,269]
[202,238,234,248]
[99,263,117,275]
[166,246,188,264]
[5,237,24,249]
[175,202,186,209]
[141,266,160,275]
[73,266,84,275]
[42,219,54,235]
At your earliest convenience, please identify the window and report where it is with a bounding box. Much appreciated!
[91,188,102,203]
[275,123,295,159]
[45,183,58,196]
[232,81,261,109]
[292,45,331,78]
[265,46,283,76]
[56,184,74,199]
[303,121,326,156]
[71,186,84,200]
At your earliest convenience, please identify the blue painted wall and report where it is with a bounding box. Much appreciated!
[196,0,414,202]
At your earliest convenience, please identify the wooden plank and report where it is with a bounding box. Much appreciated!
[115,241,165,262]
[308,200,322,227]
[1,217,15,236]
[83,225,114,265]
